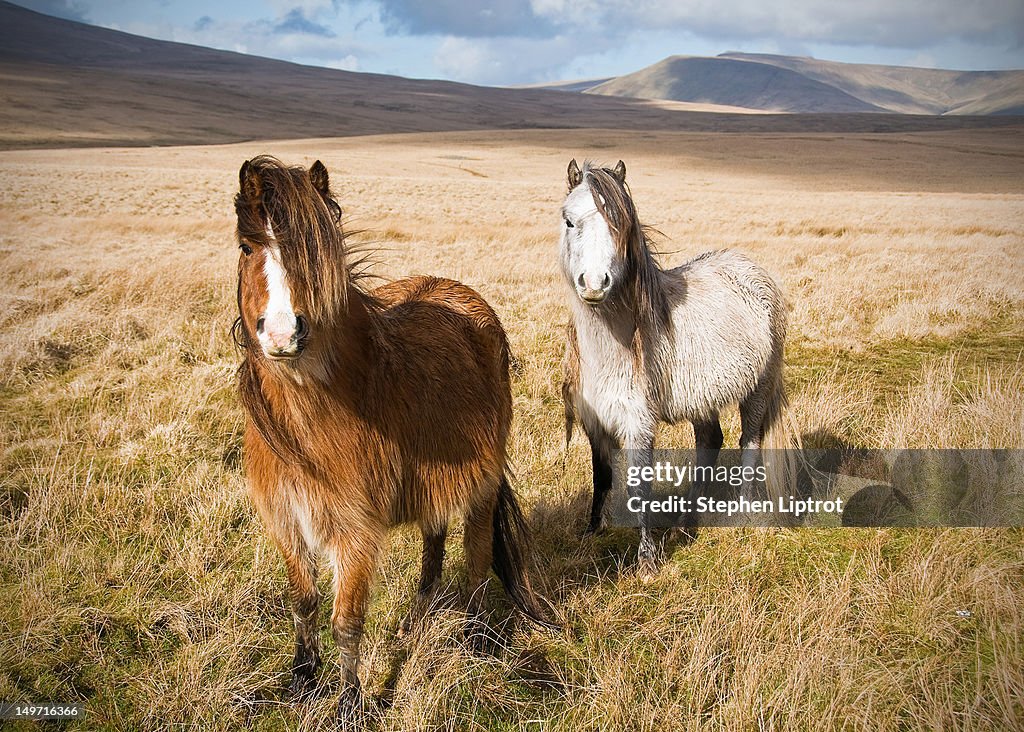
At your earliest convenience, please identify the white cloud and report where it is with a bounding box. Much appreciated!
[905,51,938,68]
[324,54,360,70]
[434,34,608,84]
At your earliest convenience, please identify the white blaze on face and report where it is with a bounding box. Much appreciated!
[561,179,619,300]
[258,223,299,354]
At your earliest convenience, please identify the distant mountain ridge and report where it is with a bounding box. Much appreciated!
[0,1,1019,149]
[578,53,1024,115]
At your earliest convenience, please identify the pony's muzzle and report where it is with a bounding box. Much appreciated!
[257,313,308,359]
[577,271,611,304]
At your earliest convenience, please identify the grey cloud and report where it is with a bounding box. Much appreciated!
[560,1,1024,51]
[177,12,364,62]
[349,0,1023,52]
[274,8,336,37]
[371,0,559,38]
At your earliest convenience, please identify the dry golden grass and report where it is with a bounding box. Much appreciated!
[1,128,1022,730]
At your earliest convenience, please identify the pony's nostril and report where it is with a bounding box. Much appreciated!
[577,273,586,288]
[295,315,308,340]
[601,273,611,289]
[256,317,266,333]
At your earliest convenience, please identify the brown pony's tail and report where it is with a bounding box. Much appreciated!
[492,476,560,630]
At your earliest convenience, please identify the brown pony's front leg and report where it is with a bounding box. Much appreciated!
[283,547,321,700]
[247,469,322,701]
[329,534,380,724]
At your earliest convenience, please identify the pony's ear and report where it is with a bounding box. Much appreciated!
[567,159,582,190]
[310,160,343,223]
[612,159,626,184]
[239,159,262,202]
[309,160,330,198]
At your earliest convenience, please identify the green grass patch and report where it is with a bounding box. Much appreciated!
[788,310,1024,402]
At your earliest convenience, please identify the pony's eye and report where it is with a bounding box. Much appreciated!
[240,243,253,256]
[564,218,575,228]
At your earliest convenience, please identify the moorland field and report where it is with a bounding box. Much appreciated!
[1,126,1022,730]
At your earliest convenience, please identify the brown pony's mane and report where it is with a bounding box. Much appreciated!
[235,155,369,328]
[581,162,670,331]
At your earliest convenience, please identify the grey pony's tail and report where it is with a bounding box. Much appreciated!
[761,368,802,525]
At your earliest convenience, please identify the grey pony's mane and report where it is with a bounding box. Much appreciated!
[581,162,670,333]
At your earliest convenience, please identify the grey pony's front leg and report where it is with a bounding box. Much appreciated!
[625,436,659,575]
[586,427,614,534]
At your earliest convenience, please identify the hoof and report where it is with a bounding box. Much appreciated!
[396,612,414,640]
[582,518,606,537]
[637,546,662,581]
[463,617,493,655]
[336,685,365,728]
[399,592,440,640]
[669,525,697,546]
[636,560,659,583]
[289,669,318,702]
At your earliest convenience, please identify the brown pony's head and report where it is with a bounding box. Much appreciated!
[234,156,347,361]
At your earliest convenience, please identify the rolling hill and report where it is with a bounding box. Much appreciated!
[0,1,1020,149]
[582,53,1024,115]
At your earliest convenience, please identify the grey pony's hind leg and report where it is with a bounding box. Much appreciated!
[739,396,767,452]
[585,428,614,535]
[398,526,447,637]
[739,381,772,505]
[685,415,724,529]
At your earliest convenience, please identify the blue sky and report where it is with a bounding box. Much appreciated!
[14,0,1024,85]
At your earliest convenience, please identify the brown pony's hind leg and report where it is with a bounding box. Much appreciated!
[463,492,497,650]
[329,533,380,723]
[398,526,447,638]
[283,547,321,700]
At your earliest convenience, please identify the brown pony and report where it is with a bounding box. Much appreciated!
[232,156,552,722]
